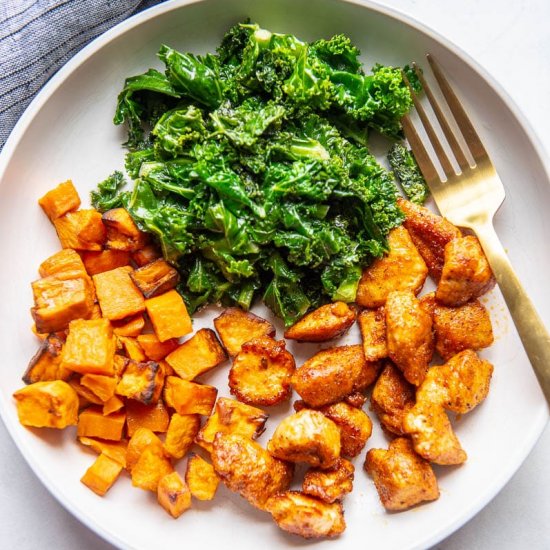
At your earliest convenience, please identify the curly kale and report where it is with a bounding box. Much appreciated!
[388,142,429,205]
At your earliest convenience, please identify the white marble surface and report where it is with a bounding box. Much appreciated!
[1,0,549,548]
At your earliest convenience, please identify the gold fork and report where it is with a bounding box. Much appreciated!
[401,54,550,404]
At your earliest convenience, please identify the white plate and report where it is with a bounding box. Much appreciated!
[0,1,549,549]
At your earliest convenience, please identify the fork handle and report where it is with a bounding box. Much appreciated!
[475,222,550,405]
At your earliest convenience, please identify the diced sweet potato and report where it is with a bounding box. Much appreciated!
[185,454,220,501]
[302,458,354,503]
[356,226,428,308]
[81,249,131,276]
[358,308,387,361]
[137,334,179,361]
[284,302,356,342]
[130,259,180,298]
[125,400,170,437]
[131,445,173,492]
[266,492,346,539]
[39,248,87,278]
[38,180,81,221]
[31,271,95,333]
[229,336,295,406]
[116,360,164,405]
[103,395,125,416]
[113,354,129,377]
[117,336,146,361]
[195,397,268,453]
[23,333,71,384]
[126,427,164,472]
[13,380,79,428]
[102,208,149,252]
[132,244,162,267]
[214,308,275,356]
[163,414,201,459]
[365,437,439,511]
[111,314,145,337]
[80,453,123,496]
[77,407,126,441]
[54,209,106,251]
[93,267,145,321]
[80,374,117,402]
[68,377,104,406]
[61,318,116,376]
[145,290,192,342]
[164,377,217,416]
[78,436,127,467]
[165,329,227,381]
[158,472,192,518]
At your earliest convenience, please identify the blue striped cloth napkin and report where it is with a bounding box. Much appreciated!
[0,0,166,150]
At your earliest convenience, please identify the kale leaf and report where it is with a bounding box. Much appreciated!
[388,142,429,204]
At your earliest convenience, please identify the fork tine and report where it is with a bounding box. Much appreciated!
[426,54,487,162]
[411,62,470,171]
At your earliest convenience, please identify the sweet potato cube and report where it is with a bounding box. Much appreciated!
[81,453,123,496]
[112,314,145,337]
[118,336,146,361]
[31,271,95,333]
[78,436,127,467]
[39,249,87,278]
[158,471,192,518]
[23,333,71,384]
[164,377,217,416]
[195,397,268,453]
[93,267,145,321]
[61,318,116,376]
[132,244,162,267]
[103,395,125,416]
[165,329,227,381]
[68,377,104,405]
[130,259,180,298]
[81,374,117,402]
[131,445,173,492]
[81,249,131,276]
[126,400,170,436]
[113,354,129,377]
[53,209,106,251]
[214,308,275,356]
[116,360,164,405]
[358,308,387,361]
[102,208,149,252]
[163,413,201,459]
[185,454,219,501]
[137,334,179,361]
[13,380,79,429]
[126,427,164,472]
[38,180,81,221]
[77,407,126,441]
[145,290,192,342]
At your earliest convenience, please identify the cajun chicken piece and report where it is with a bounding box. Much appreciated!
[267,409,341,469]
[302,458,354,503]
[370,362,415,436]
[397,197,462,281]
[266,492,346,539]
[358,307,387,361]
[211,433,293,510]
[433,299,494,360]
[365,437,439,511]
[385,290,434,386]
[356,226,428,308]
[436,236,496,306]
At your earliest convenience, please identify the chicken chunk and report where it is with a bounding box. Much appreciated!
[436,236,496,306]
[266,492,345,539]
[284,302,356,342]
[365,437,439,511]
[211,433,293,510]
[228,336,295,406]
[397,197,462,281]
[302,458,354,503]
[358,307,387,361]
[267,410,341,469]
[386,291,434,386]
[356,226,428,308]
[434,299,494,360]
[291,345,369,407]
[403,402,467,465]
[370,362,415,435]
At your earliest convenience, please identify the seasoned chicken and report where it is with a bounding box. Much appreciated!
[385,290,434,386]
[267,410,341,469]
[302,458,354,503]
[433,299,494,360]
[284,302,356,342]
[370,362,415,435]
[358,307,387,361]
[397,197,462,281]
[436,236,496,306]
[356,226,428,308]
[228,336,295,406]
[211,433,293,510]
[344,391,367,409]
[266,492,346,539]
[365,437,439,511]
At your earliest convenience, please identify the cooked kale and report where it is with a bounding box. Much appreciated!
[387,142,429,205]
[91,171,129,212]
